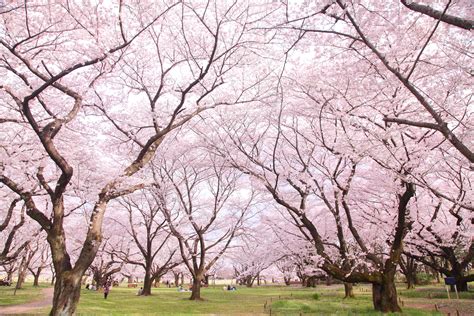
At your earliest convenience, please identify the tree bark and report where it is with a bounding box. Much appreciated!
[344,283,354,298]
[50,272,82,316]
[406,274,417,289]
[33,268,42,287]
[174,273,180,286]
[142,266,153,296]
[190,276,202,300]
[372,276,401,313]
[306,276,317,287]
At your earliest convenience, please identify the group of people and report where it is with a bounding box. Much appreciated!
[224,285,237,291]
[85,280,111,299]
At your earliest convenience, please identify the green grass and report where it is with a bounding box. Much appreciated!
[0,283,46,306]
[74,284,443,315]
[3,283,464,315]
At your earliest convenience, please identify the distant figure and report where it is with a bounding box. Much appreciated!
[227,284,232,291]
[137,287,143,296]
[178,286,185,292]
[90,284,97,291]
[103,283,110,299]
[223,285,227,291]
[85,284,90,290]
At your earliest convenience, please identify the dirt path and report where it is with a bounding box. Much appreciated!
[0,287,53,315]
[405,298,474,316]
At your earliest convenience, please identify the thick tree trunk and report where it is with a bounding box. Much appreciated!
[142,267,152,296]
[372,277,401,313]
[284,276,291,286]
[190,277,202,300]
[245,275,254,287]
[306,276,317,287]
[406,273,417,289]
[50,272,82,316]
[344,283,354,298]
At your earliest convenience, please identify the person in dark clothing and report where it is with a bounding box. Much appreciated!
[103,283,110,299]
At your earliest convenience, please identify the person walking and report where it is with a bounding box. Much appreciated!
[103,282,110,299]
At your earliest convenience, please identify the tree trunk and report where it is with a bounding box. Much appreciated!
[344,282,354,298]
[50,272,82,316]
[154,278,161,288]
[142,267,153,296]
[190,276,202,300]
[33,268,42,287]
[306,276,316,287]
[174,273,180,286]
[284,276,291,286]
[406,273,417,289]
[372,278,401,313]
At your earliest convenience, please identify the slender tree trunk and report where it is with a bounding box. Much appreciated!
[344,283,354,298]
[14,253,28,291]
[33,268,42,287]
[371,275,401,313]
[190,276,202,300]
[174,273,180,287]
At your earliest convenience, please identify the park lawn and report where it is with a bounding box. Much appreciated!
[75,284,443,315]
[0,283,46,306]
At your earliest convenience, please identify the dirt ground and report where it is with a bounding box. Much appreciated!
[0,287,52,315]
[405,298,474,316]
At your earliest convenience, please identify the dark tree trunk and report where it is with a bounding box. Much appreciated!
[142,267,153,296]
[406,273,417,289]
[190,277,202,300]
[33,268,42,287]
[372,278,401,313]
[284,276,291,286]
[50,273,82,316]
[245,275,254,287]
[306,276,317,287]
[174,273,180,286]
[344,282,354,298]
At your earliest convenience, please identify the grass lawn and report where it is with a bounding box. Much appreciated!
[0,283,46,306]
[4,282,472,315]
[74,284,443,315]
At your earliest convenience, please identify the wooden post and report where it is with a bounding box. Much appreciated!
[456,310,460,316]
[434,304,438,312]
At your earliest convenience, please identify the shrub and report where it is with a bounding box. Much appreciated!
[312,293,320,300]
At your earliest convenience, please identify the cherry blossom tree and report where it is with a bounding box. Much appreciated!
[111,191,180,296]
[154,153,254,300]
